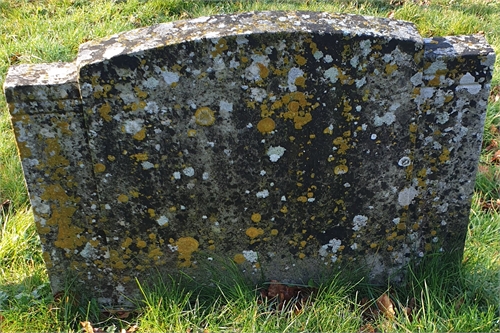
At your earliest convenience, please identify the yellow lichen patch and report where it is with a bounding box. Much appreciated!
[397,223,406,231]
[187,129,197,137]
[425,243,432,252]
[195,107,216,126]
[298,253,306,259]
[121,237,133,248]
[334,164,349,175]
[98,103,112,122]
[323,126,334,135]
[270,229,279,236]
[113,261,127,269]
[295,76,306,87]
[295,55,307,66]
[131,153,148,161]
[409,123,418,133]
[107,155,116,161]
[148,208,155,217]
[251,213,262,223]
[428,75,441,86]
[134,86,148,99]
[257,117,275,134]
[148,247,163,259]
[297,196,307,203]
[176,237,199,267]
[129,128,145,142]
[52,207,85,249]
[246,227,264,239]
[14,141,32,159]
[44,138,70,167]
[333,136,350,154]
[211,38,228,57]
[293,113,312,130]
[439,147,450,163]
[280,206,288,213]
[385,63,398,75]
[370,243,378,249]
[117,194,129,203]
[233,253,245,264]
[40,184,71,204]
[129,190,139,198]
[257,63,269,78]
[94,163,106,173]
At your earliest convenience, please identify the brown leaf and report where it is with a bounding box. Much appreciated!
[485,139,498,151]
[376,293,395,319]
[267,280,286,299]
[491,150,500,163]
[359,323,376,333]
[126,325,139,333]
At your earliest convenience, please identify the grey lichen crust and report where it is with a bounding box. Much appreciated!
[3,11,495,306]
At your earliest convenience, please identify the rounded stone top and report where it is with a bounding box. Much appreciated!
[76,11,423,67]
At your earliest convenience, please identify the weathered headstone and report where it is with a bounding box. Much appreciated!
[3,11,495,306]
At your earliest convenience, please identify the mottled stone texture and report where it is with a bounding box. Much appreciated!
[3,12,495,306]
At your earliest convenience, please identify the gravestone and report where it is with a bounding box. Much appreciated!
[3,11,495,306]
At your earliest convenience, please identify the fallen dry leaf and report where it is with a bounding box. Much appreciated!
[491,150,500,163]
[485,139,498,151]
[359,323,376,333]
[126,324,139,333]
[376,293,395,319]
[80,321,94,333]
[259,280,317,313]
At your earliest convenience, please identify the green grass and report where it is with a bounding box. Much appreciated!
[0,0,499,331]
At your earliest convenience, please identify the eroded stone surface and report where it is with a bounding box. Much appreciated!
[3,11,495,306]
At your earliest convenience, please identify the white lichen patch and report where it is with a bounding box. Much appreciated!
[219,100,233,113]
[173,171,181,179]
[267,146,286,162]
[373,112,395,127]
[288,67,304,92]
[355,77,366,88]
[352,215,368,231]
[80,242,97,259]
[250,87,267,102]
[143,77,159,89]
[458,72,481,94]
[242,250,258,263]
[124,119,144,135]
[398,186,419,206]
[256,190,269,198]
[183,167,195,177]
[141,161,154,170]
[324,66,339,84]
[319,238,342,260]
[398,156,411,167]
[157,215,169,226]
[161,70,180,86]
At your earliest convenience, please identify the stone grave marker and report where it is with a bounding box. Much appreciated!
[3,11,495,306]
